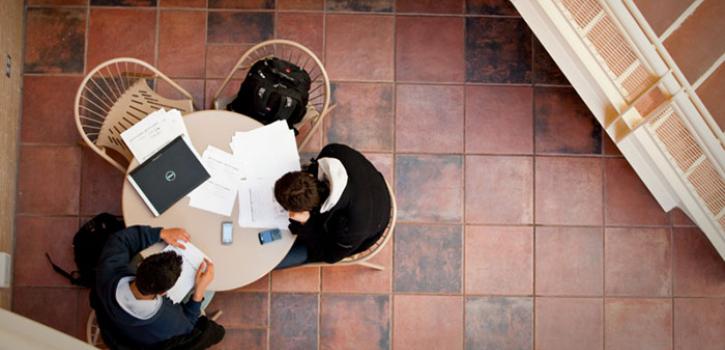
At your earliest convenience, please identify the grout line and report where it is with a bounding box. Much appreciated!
[601,155,607,349]
[390,6,397,347]
[531,41,538,349]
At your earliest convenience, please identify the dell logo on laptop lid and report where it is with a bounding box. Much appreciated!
[164,170,176,182]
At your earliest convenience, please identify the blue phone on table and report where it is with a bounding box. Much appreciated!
[258,228,282,245]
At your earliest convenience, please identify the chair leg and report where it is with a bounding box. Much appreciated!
[356,261,384,271]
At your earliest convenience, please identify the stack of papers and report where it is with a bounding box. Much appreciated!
[186,120,300,229]
[231,121,300,228]
[162,242,210,304]
[120,109,189,162]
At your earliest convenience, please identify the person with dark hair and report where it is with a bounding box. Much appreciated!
[274,143,391,268]
[94,225,222,348]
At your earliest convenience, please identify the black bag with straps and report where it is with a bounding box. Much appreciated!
[46,213,125,288]
[227,57,311,130]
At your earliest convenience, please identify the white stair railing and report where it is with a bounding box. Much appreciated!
[512,0,725,259]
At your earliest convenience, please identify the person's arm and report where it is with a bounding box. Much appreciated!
[95,227,191,287]
[182,259,215,323]
[291,215,359,263]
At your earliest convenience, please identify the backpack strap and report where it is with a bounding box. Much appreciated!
[45,253,81,284]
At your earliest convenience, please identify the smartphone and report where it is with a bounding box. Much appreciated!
[221,221,233,245]
[258,228,282,245]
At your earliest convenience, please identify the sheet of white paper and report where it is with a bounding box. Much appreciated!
[120,109,189,162]
[231,121,300,228]
[161,242,209,304]
[187,146,245,216]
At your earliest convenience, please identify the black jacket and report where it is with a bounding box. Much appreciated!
[291,144,391,263]
[94,226,203,347]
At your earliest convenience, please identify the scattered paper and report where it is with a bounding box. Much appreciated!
[121,109,189,162]
[188,146,244,216]
[162,242,210,304]
[230,121,300,228]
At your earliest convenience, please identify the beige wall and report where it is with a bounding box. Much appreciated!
[0,0,24,309]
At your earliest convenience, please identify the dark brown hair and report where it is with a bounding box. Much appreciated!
[274,171,327,212]
[135,251,182,295]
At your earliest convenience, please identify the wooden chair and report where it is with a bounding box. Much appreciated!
[86,311,105,349]
[74,58,195,173]
[298,179,397,271]
[211,39,333,151]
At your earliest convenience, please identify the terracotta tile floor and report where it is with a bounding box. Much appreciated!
[15,1,725,349]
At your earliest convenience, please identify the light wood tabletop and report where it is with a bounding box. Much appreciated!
[122,110,296,291]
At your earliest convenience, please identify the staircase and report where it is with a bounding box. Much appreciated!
[512,0,725,259]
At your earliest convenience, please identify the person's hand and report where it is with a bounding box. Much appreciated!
[160,228,190,249]
[193,259,215,302]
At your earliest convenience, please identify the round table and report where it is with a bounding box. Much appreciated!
[122,110,295,291]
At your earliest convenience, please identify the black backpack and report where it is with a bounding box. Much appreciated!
[227,57,311,129]
[46,213,125,288]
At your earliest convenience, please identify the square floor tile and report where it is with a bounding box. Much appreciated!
[396,16,464,82]
[276,13,324,59]
[465,0,518,15]
[205,45,253,78]
[320,294,390,350]
[535,87,602,154]
[277,0,323,10]
[394,295,463,350]
[270,293,319,350]
[87,8,156,69]
[14,216,79,287]
[80,148,124,216]
[17,146,81,215]
[535,298,603,350]
[605,158,669,226]
[605,227,671,297]
[159,10,206,78]
[396,155,463,222]
[12,287,80,336]
[233,274,270,292]
[271,267,320,292]
[395,84,464,153]
[22,76,83,145]
[75,289,92,340]
[465,156,533,224]
[321,240,391,293]
[465,85,534,155]
[673,227,725,297]
[24,8,85,74]
[605,299,672,350]
[673,298,725,350]
[602,132,622,156]
[533,38,569,85]
[466,17,531,83]
[160,0,205,7]
[465,226,533,295]
[209,0,274,8]
[206,292,268,328]
[91,0,156,5]
[325,15,394,81]
[326,0,393,12]
[394,224,462,293]
[669,208,695,226]
[207,12,274,44]
[397,0,463,13]
[211,329,266,350]
[535,226,603,296]
[535,157,603,225]
[205,79,242,109]
[465,296,533,350]
[364,152,394,186]
[325,82,394,152]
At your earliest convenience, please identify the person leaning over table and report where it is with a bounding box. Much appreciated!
[92,226,224,349]
[273,143,392,268]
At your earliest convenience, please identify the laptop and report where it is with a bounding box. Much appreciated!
[127,136,210,216]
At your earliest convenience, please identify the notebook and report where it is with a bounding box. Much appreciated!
[161,242,210,304]
[128,136,210,216]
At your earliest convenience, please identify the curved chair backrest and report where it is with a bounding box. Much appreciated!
[75,58,195,173]
[211,39,332,151]
[303,177,397,268]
